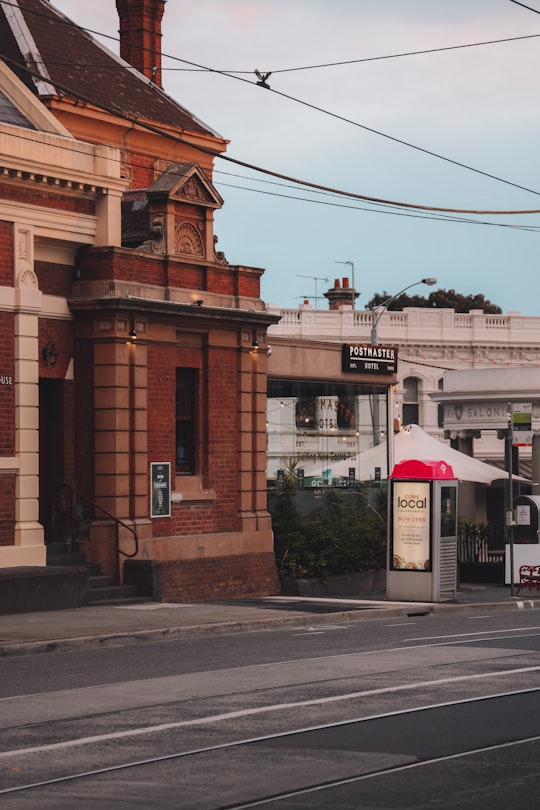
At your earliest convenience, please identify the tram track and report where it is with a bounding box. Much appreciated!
[2,615,540,807]
[2,688,540,802]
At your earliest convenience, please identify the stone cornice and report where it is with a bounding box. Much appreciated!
[0,124,127,196]
[0,198,97,244]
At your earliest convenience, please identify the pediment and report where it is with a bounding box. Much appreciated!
[148,162,223,209]
[0,60,71,136]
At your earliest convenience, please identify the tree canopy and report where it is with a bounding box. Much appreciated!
[366,288,502,314]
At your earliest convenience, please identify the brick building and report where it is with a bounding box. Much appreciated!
[0,0,279,604]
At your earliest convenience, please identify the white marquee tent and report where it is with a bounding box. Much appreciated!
[359,424,530,484]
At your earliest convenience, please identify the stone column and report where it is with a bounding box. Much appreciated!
[12,224,45,564]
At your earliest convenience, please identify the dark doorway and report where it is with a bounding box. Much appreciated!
[39,379,65,545]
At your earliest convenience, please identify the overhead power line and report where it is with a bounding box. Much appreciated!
[5,51,540,219]
[3,3,540,218]
[508,0,540,13]
[12,3,540,201]
[215,179,540,231]
[242,33,540,75]
[8,1,540,204]
[0,120,537,232]
[11,1,540,74]
[33,32,540,74]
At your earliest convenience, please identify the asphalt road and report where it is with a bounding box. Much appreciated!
[1,609,540,808]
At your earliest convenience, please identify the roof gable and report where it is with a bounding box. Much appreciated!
[0,58,71,135]
[147,163,224,209]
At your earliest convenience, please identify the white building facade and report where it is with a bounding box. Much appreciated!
[266,284,539,524]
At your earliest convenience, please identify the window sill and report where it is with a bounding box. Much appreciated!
[173,475,216,503]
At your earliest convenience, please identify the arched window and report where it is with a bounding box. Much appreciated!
[402,377,420,426]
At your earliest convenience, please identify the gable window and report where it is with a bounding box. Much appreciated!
[176,368,197,473]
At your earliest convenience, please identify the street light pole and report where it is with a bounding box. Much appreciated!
[370,277,437,345]
[369,277,437,451]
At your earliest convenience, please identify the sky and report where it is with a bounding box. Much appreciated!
[52,0,540,314]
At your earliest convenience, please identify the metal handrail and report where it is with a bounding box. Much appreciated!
[57,483,139,584]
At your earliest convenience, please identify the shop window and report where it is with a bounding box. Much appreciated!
[176,368,197,473]
[402,377,419,426]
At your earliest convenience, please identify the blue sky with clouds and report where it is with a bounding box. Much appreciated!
[54,0,540,313]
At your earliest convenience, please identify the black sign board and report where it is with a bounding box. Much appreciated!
[342,343,398,375]
[150,462,171,518]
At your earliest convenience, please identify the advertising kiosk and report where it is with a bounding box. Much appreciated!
[387,459,458,602]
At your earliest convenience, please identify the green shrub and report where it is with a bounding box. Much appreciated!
[269,488,387,581]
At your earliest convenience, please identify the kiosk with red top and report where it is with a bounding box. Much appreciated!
[387,459,458,602]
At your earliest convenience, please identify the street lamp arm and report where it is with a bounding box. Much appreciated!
[370,277,437,344]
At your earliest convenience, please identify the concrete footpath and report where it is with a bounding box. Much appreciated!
[0,583,539,657]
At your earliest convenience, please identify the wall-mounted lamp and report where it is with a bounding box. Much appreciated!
[41,340,58,368]
[129,328,137,340]
[252,340,259,349]
[193,299,203,307]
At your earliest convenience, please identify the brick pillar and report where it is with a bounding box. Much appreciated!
[238,334,272,537]
[89,317,149,575]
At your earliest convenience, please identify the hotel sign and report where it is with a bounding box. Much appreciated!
[342,343,398,375]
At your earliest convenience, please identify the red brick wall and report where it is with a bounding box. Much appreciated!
[35,261,73,298]
[235,270,261,299]
[147,342,177,466]
[0,183,93,215]
[0,474,15,546]
[79,248,167,287]
[147,341,241,536]
[0,221,14,285]
[126,151,155,190]
[0,312,15,456]
[161,553,280,601]
[206,345,239,528]
[79,248,263,300]
[166,262,204,290]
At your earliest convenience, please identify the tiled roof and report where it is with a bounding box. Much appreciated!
[0,0,220,138]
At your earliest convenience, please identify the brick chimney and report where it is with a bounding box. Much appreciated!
[116,0,166,87]
[323,277,360,310]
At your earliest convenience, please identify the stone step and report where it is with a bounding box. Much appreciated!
[89,574,116,589]
[87,595,149,607]
[88,582,141,605]
[46,552,88,567]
